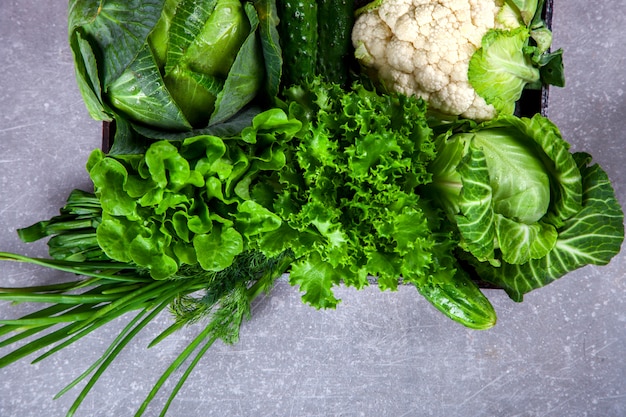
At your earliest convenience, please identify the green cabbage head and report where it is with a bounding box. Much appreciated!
[426,114,582,266]
[425,113,624,301]
[68,0,278,134]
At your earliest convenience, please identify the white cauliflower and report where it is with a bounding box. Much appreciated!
[352,0,538,120]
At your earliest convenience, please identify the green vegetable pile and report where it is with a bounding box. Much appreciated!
[1,0,623,415]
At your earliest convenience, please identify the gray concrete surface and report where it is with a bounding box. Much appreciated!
[1,1,625,416]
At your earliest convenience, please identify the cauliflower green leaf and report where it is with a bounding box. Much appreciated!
[352,0,563,120]
[468,28,540,116]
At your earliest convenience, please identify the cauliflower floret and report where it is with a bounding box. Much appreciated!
[353,0,508,120]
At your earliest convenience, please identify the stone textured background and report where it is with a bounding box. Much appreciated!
[1,1,624,416]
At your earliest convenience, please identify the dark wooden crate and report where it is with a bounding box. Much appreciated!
[100,2,554,291]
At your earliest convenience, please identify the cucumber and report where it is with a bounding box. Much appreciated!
[277,0,318,87]
[277,0,355,87]
[317,0,355,86]
[417,269,497,330]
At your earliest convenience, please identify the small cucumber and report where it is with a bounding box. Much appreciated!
[417,270,497,330]
[277,0,318,87]
[316,0,355,86]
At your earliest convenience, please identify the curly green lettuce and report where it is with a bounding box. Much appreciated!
[250,80,457,307]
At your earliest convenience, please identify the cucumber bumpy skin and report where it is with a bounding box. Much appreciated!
[417,271,497,330]
[277,0,318,87]
[316,0,355,86]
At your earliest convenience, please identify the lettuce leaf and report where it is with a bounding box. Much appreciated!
[260,80,458,308]
[87,108,300,279]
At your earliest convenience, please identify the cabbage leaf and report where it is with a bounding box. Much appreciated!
[426,114,585,266]
[467,153,624,301]
[68,0,166,87]
[68,0,281,141]
[425,114,624,301]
